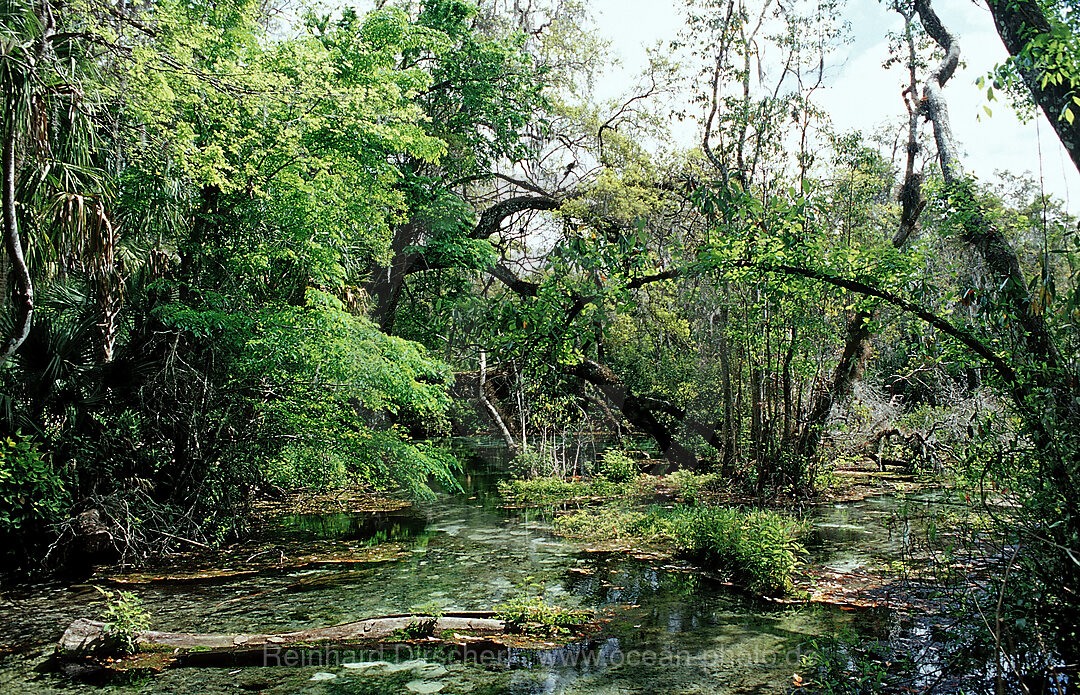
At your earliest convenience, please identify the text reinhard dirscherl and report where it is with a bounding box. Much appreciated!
[261,642,817,670]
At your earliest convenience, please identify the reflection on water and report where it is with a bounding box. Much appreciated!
[279,511,432,545]
[0,440,951,694]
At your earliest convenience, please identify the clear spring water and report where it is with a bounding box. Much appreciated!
[0,446,946,694]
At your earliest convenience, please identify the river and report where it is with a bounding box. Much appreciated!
[0,443,957,694]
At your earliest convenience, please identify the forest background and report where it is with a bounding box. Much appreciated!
[3,0,1080,675]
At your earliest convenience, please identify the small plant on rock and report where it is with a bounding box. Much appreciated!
[494,577,593,635]
[96,587,151,654]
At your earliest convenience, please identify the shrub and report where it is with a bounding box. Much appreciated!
[266,444,350,490]
[0,435,68,554]
[552,507,649,539]
[97,587,151,655]
[596,449,636,483]
[508,446,554,479]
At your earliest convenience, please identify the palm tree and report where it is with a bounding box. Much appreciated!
[1,0,107,367]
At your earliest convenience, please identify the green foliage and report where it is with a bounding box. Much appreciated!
[653,506,808,595]
[507,446,555,480]
[96,587,151,655]
[554,504,807,595]
[0,436,67,548]
[183,301,460,499]
[494,577,592,634]
[595,449,636,483]
[798,629,894,695]
[663,470,729,503]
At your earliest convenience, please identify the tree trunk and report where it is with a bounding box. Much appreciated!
[367,223,422,333]
[794,13,926,464]
[0,129,33,369]
[566,359,701,469]
[984,0,1080,175]
[717,301,737,467]
[369,196,560,332]
[915,0,1060,377]
[479,350,518,454]
[58,614,512,657]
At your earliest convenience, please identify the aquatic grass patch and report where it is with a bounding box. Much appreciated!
[656,506,808,595]
[554,504,807,595]
[552,507,650,540]
[499,470,734,508]
[497,476,632,504]
[493,578,593,635]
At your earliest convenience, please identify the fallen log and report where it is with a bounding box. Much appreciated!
[58,612,509,657]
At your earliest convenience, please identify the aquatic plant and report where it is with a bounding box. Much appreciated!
[392,616,439,640]
[96,587,151,655]
[494,577,593,634]
[798,629,893,694]
[659,506,808,595]
[497,476,631,504]
[554,504,807,595]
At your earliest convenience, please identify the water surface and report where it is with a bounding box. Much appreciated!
[0,446,931,694]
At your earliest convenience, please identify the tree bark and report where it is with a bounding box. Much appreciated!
[367,223,422,332]
[984,0,1080,175]
[0,129,33,368]
[565,359,702,469]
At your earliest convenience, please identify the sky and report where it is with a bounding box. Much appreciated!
[589,0,1080,215]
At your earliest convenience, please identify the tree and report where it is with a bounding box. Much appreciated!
[0,0,105,366]
[359,0,554,333]
[984,0,1080,173]
[1,0,516,561]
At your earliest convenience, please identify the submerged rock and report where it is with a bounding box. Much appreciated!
[405,680,446,693]
[342,660,390,670]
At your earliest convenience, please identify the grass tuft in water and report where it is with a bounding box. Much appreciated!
[497,476,631,503]
[494,577,593,634]
[555,505,807,595]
